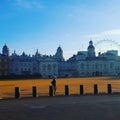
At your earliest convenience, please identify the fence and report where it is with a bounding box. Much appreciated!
[0,83,119,99]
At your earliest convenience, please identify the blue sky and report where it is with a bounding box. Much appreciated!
[0,0,120,59]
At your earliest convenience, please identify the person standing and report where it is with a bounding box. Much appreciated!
[51,76,56,95]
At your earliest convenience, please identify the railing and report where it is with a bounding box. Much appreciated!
[0,83,119,99]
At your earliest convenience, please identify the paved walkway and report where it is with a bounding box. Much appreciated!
[0,95,120,120]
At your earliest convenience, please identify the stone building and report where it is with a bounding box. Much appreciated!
[67,41,120,77]
[10,51,39,75]
[1,40,120,78]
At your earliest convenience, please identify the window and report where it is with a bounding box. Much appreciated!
[33,67,36,71]
[86,64,89,69]
[42,64,46,71]
[81,72,84,75]
[21,68,23,72]
[81,63,84,69]
[53,64,56,71]
[100,64,102,69]
[48,64,51,71]
[15,68,18,71]
[104,64,106,69]
[92,64,94,69]
[95,63,99,69]
[110,63,113,69]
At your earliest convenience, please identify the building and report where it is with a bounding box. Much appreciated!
[1,40,120,78]
[67,41,120,77]
[0,45,9,76]
[10,51,39,75]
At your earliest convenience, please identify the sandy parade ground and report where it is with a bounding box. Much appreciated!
[0,77,120,99]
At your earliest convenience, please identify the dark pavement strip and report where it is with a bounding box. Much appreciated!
[0,95,120,120]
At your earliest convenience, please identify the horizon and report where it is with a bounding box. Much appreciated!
[1,0,120,59]
[1,39,120,61]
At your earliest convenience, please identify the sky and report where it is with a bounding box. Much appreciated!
[0,0,120,59]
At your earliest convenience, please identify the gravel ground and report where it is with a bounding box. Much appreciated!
[0,95,120,120]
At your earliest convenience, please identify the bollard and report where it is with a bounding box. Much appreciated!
[0,89,2,99]
[49,86,53,96]
[108,84,112,94]
[32,86,37,97]
[80,85,84,95]
[65,85,69,96]
[15,87,20,98]
[94,84,98,95]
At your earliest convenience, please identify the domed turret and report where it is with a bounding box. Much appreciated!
[88,41,95,49]
[2,44,9,56]
[87,41,95,58]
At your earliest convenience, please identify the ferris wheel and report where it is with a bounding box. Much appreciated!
[94,39,120,55]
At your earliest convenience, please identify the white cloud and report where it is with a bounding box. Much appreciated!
[103,29,120,35]
[88,29,120,38]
